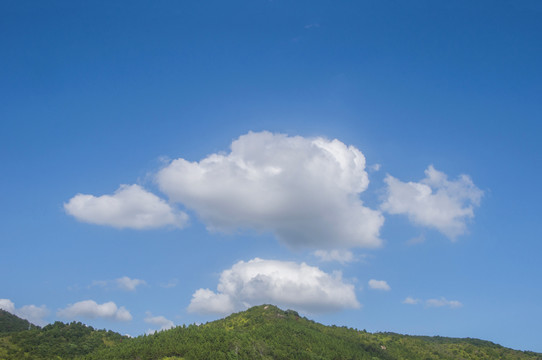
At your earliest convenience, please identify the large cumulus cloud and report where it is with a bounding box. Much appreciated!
[157,131,383,249]
[188,258,360,315]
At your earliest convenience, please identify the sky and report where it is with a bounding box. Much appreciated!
[1,0,541,353]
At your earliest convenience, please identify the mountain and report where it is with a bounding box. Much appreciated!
[0,305,540,359]
[83,305,541,360]
[0,309,36,333]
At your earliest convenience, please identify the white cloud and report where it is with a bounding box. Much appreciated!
[426,297,463,309]
[90,276,146,291]
[0,299,49,326]
[159,279,179,288]
[157,131,384,249]
[144,313,174,333]
[64,184,187,229]
[368,279,391,291]
[369,163,381,172]
[188,258,360,315]
[313,249,355,264]
[381,165,483,239]
[0,299,15,313]
[402,296,421,305]
[16,305,49,326]
[57,300,132,321]
[115,276,146,291]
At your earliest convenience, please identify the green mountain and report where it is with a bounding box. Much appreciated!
[1,305,540,360]
[84,305,540,360]
[0,309,37,333]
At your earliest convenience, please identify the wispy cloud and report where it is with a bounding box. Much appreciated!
[313,249,355,264]
[91,276,146,291]
[402,296,462,309]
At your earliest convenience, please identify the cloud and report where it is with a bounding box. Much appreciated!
[426,297,463,309]
[402,296,421,305]
[157,131,383,249]
[65,184,187,229]
[381,165,483,239]
[368,279,391,291]
[159,279,179,288]
[90,276,146,291]
[115,276,146,291]
[144,313,174,333]
[403,296,462,308]
[57,300,132,321]
[313,249,355,264]
[0,299,49,326]
[0,299,15,313]
[188,258,360,315]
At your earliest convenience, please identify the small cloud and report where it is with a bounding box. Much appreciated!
[304,23,320,29]
[426,297,462,309]
[368,279,391,291]
[57,300,132,321]
[159,279,179,289]
[381,165,483,239]
[313,249,355,264]
[369,164,381,172]
[64,184,188,229]
[0,299,49,326]
[144,312,174,333]
[402,296,421,305]
[90,276,146,291]
[115,276,146,291]
[407,234,425,245]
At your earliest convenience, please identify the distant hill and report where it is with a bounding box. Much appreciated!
[83,305,541,360]
[0,305,540,359]
[0,309,36,333]
[0,320,126,359]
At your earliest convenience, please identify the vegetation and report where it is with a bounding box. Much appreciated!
[0,309,37,333]
[1,305,540,360]
[0,320,125,359]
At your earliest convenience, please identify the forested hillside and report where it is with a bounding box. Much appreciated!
[0,309,37,333]
[84,305,541,360]
[0,319,125,359]
[0,305,540,360]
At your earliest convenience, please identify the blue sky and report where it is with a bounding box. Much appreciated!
[1,0,541,353]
